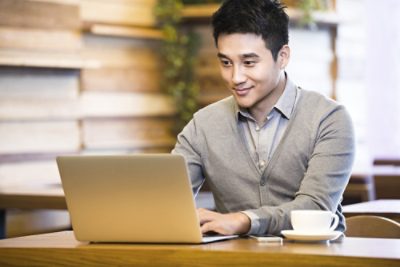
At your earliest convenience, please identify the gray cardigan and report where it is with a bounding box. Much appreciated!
[172,88,355,235]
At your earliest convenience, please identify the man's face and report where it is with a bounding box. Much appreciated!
[217,33,286,113]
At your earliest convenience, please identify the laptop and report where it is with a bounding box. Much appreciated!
[57,154,237,244]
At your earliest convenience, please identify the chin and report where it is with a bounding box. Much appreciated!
[235,99,254,109]
[231,92,255,108]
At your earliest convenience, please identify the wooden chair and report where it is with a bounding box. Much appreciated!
[345,215,400,238]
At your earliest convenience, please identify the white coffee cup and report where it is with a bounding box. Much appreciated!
[290,210,339,233]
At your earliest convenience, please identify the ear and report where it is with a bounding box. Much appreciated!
[278,45,290,69]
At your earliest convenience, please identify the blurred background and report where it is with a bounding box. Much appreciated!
[0,0,399,238]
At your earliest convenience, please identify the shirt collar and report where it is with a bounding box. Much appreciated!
[274,74,297,119]
[235,73,298,121]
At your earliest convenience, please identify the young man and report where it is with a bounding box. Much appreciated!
[172,0,355,236]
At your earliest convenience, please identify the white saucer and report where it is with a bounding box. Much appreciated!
[281,230,342,241]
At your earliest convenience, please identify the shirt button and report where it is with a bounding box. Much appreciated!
[259,160,265,168]
[260,179,266,186]
[255,126,260,131]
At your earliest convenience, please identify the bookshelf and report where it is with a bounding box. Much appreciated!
[0,0,172,238]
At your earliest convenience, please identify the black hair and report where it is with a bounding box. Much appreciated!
[211,0,289,61]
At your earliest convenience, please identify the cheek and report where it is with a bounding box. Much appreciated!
[251,65,280,85]
[247,68,267,83]
[219,67,232,83]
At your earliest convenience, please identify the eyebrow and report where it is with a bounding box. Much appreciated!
[241,53,260,59]
[217,52,260,59]
[217,52,229,59]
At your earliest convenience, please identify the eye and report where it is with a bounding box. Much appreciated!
[243,60,256,67]
[219,59,232,67]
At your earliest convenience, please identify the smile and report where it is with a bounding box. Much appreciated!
[233,86,253,96]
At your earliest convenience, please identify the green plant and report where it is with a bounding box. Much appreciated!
[299,0,330,25]
[182,0,222,3]
[155,0,200,134]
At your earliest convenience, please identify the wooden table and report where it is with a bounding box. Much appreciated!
[0,231,399,267]
[0,179,66,239]
[343,199,400,222]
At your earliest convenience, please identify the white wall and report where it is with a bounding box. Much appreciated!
[336,0,400,171]
[365,0,400,158]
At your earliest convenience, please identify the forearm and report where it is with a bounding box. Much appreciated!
[243,195,325,235]
[244,155,354,235]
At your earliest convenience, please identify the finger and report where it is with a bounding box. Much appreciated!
[201,221,231,235]
[197,209,219,224]
[201,221,219,234]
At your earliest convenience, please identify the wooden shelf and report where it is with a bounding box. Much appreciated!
[182,3,220,20]
[80,0,157,28]
[0,51,100,69]
[28,0,80,6]
[80,91,176,118]
[182,4,339,26]
[85,24,164,40]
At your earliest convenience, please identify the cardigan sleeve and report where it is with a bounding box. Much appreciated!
[244,104,355,235]
[171,118,205,197]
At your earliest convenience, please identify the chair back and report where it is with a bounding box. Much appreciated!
[345,215,400,238]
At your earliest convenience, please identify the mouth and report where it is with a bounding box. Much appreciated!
[233,86,253,96]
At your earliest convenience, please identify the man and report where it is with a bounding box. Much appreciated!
[172,0,355,236]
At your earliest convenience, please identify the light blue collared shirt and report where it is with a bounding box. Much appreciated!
[236,76,300,172]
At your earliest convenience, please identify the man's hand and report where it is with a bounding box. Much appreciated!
[197,208,251,235]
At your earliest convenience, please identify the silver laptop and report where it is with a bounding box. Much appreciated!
[57,154,237,244]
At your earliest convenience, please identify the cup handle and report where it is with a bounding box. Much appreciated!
[329,214,339,231]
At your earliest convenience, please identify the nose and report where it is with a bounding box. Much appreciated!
[232,65,246,85]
